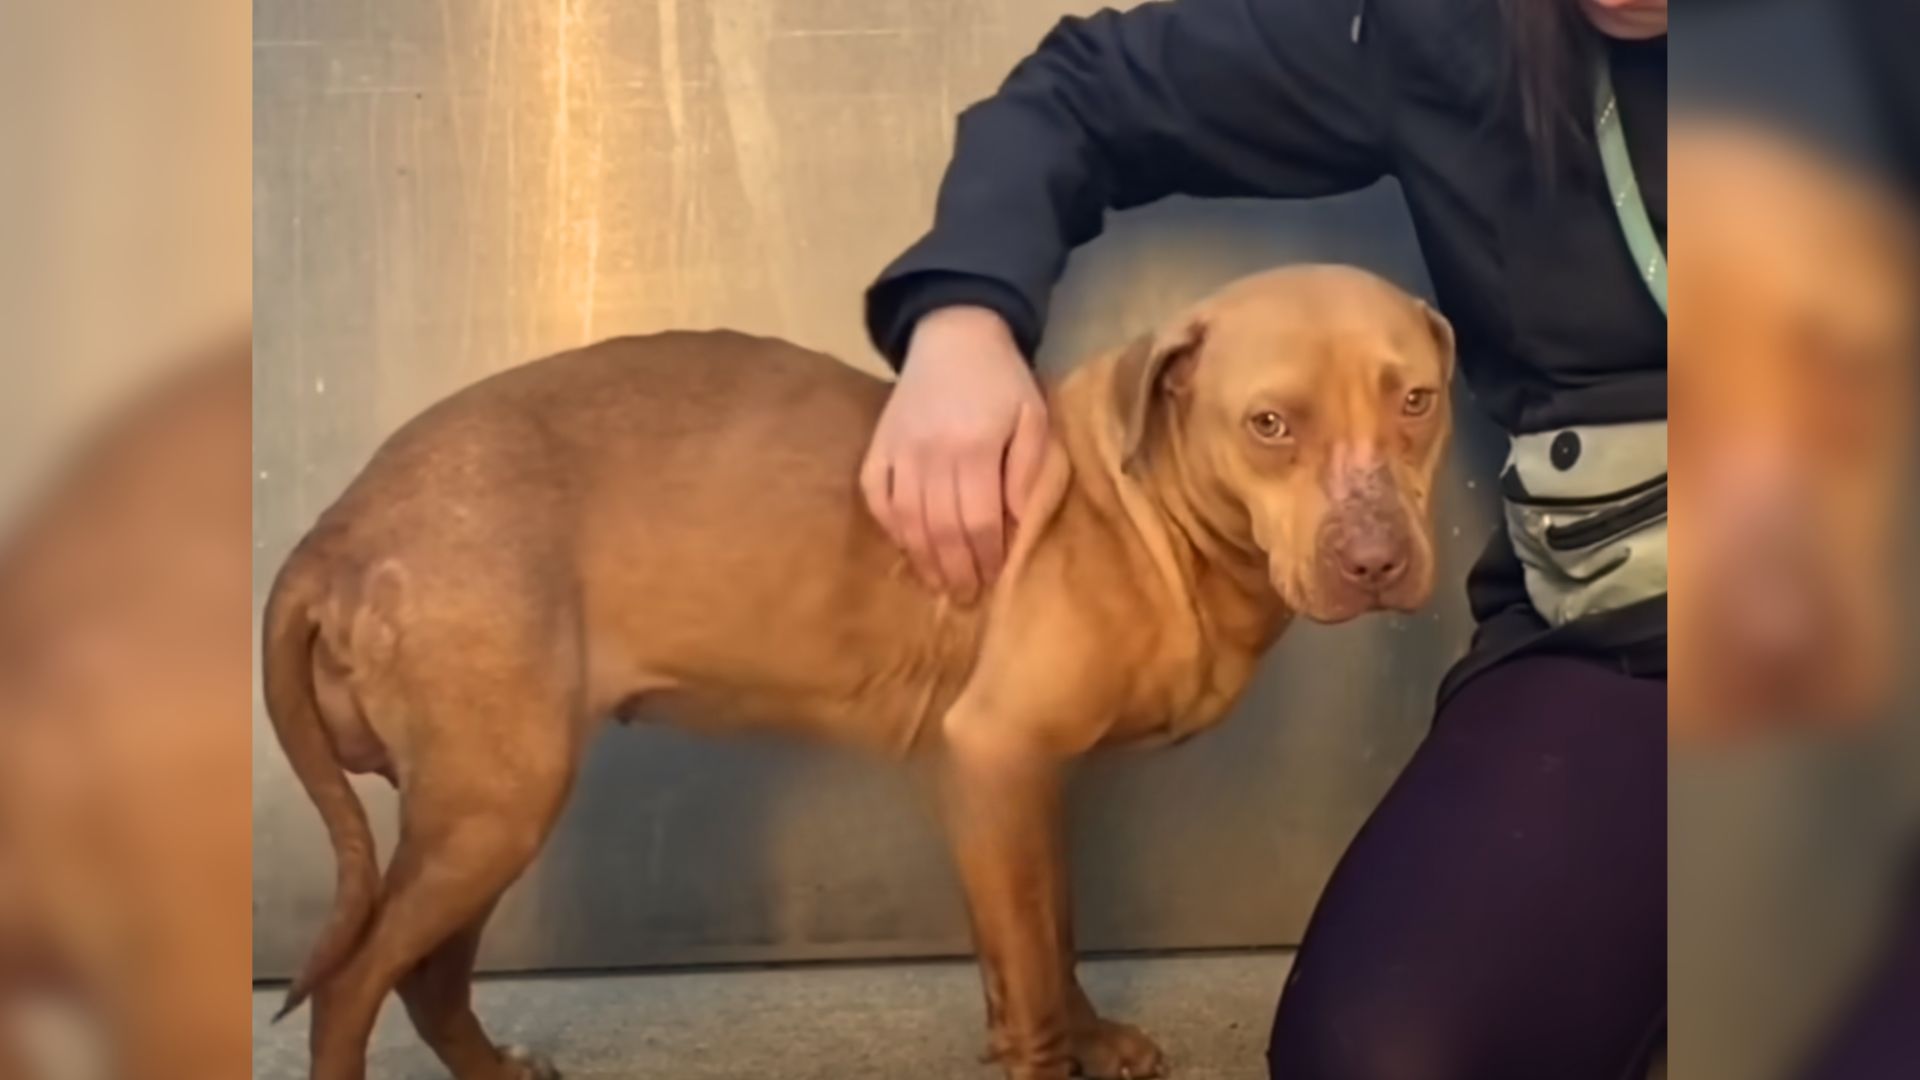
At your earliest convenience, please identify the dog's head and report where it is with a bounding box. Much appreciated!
[1671,120,1919,734]
[1110,266,1454,622]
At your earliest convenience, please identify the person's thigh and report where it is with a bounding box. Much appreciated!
[1266,655,1665,1080]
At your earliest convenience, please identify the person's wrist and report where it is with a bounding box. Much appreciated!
[908,305,1020,370]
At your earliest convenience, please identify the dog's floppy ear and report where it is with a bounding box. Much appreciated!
[1113,318,1206,473]
[1419,301,1456,383]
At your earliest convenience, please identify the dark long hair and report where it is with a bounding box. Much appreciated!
[1497,0,1601,177]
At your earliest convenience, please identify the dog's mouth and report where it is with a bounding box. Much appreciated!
[1257,508,1433,622]
[1281,567,1431,624]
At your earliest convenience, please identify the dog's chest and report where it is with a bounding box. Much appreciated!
[1105,644,1264,750]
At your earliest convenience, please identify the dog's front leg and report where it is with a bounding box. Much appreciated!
[940,725,1073,1080]
[1057,885,1168,1079]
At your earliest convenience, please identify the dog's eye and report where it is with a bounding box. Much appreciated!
[1402,388,1437,417]
[1248,410,1289,440]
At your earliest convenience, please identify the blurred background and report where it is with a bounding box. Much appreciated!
[0,1,250,1078]
[0,3,248,515]
[1672,2,1920,1079]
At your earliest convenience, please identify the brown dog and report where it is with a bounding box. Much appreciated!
[264,265,1454,1080]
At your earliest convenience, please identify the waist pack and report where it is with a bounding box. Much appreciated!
[1501,420,1667,628]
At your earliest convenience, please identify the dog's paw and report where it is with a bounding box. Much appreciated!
[1071,1018,1167,1080]
[501,1044,562,1080]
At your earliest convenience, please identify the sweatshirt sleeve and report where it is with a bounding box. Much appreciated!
[865,0,1392,367]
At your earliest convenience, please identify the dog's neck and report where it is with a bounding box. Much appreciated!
[1045,362,1289,652]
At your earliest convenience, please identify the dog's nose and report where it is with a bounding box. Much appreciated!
[1335,536,1409,589]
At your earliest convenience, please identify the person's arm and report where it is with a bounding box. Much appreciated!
[868,0,1393,363]
[863,0,1393,603]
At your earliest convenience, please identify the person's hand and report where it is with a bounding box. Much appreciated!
[861,305,1049,604]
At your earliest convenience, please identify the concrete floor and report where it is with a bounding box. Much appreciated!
[253,951,1291,1079]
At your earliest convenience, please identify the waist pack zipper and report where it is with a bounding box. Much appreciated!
[1543,485,1667,552]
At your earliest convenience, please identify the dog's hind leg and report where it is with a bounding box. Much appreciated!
[397,898,557,1080]
[307,617,583,1080]
[308,741,576,1080]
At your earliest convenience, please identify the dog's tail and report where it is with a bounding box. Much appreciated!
[263,550,378,1021]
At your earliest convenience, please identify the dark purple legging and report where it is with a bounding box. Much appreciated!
[1266,654,1667,1080]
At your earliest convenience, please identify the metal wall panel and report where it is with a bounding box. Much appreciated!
[253,0,1504,977]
